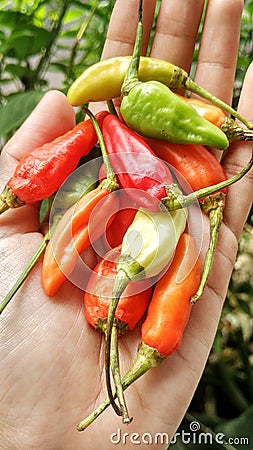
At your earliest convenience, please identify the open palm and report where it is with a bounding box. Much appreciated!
[1,1,252,449]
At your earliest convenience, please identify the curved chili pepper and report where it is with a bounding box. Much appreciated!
[119,5,228,150]
[0,111,108,215]
[102,114,174,210]
[84,245,152,423]
[105,205,187,416]
[147,139,253,302]
[42,180,119,297]
[67,58,253,133]
[76,232,201,431]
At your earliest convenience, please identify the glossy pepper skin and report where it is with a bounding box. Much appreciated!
[42,182,119,297]
[0,111,108,214]
[102,114,174,210]
[84,246,152,333]
[141,233,201,356]
[66,56,253,134]
[67,56,188,105]
[120,81,229,150]
[146,139,228,198]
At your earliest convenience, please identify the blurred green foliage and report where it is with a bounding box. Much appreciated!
[0,1,252,448]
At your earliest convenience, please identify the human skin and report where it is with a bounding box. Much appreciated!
[0,0,252,449]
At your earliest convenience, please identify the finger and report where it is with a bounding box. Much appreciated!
[150,0,205,72]
[194,0,243,104]
[101,0,156,60]
[222,63,253,240]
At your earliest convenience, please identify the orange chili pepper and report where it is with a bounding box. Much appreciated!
[76,232,201,431]
[42,183,119,297]
[176,94,226,128]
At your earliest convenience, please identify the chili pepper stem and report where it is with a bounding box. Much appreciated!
[76,342,165,432]
[163,153,253,211]
[121,0,143,96]
[111,323,132,424]
[191,193,225,304]
[0,230,51,314]
[105,271,130,416]
[222,118,253,142]
[0,198,9,215]
[185,78,253,130]
[83,108,118,187]
[0,186,24,214]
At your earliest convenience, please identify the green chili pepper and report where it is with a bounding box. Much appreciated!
[119,1,229,150]
[67,57,253,133]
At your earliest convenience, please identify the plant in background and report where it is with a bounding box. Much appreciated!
[0,0,114,144]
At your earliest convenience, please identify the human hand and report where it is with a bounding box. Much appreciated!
[1,1,252,449]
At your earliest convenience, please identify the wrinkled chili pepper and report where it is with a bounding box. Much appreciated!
[102,114,174,210]
[119,1,228,149]
[0,111,108,215]
[67,59,253,134]
[147,139,253,302]
[76,233,201,431]
[0,161,99,314]
[84,245,152,422]
[105,205,187,416]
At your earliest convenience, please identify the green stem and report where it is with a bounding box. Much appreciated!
[191,193,225,304]
[105,272,130,417]
[186,78,253,130]
[77,342,164,431]
[66,1,99,82]
[106,100,117,116]
[111,323,132,423]
[30,0,70,89]
[121,0,143,95]
[0,228,53,314]
[163,154,253,210]
[83,107,117,183]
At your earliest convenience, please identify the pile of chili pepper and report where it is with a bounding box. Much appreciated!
[1,0,253,435]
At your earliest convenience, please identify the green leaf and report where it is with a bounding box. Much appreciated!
[5,26,52,59]
[215,405,253,449]
[0,90,44,139]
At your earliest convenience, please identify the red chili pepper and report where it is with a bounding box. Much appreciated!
[102,114,174,210]
[0,111,108,214]
[103,191,138,249]
[42,181,119,297]
[84,245,152,332]
[76,233,201,431]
